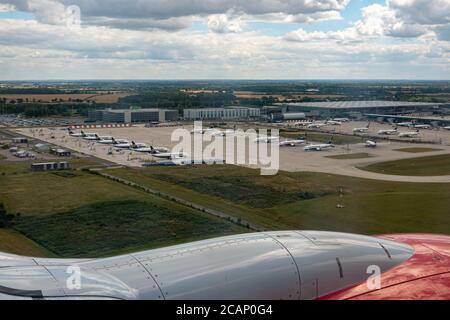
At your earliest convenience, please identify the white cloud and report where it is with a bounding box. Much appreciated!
[0,0,449,80]
[0,3,15,11]
[207,14,242,33]
[1,0,351,30]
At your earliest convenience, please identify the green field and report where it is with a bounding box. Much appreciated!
[281,130,361,145]
[14,200,244,258]
[326,153,373,160]
[394,148,442,153]
[362,154,450,176]
[0,229,55,257]
[0,162,247,257]
[108,165,450,235]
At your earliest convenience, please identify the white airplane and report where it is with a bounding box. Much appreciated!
[130,141,152,152]
[191,128,216,135]
[326,120,342,126]
[83,132,100,140]
[333,118,350,122]
[97,136,119,144]
[115,142,133,149]
[152,151,187,160]
[294,121,313,127]
[307,123,327,129]
[131,141,148,149]
[414,124,431,129]
[67,128,85,137]
[254,136,279,143]
[397,122,414,127]
[279,139,306,147]
[303,143,334,151]
[113,138,129,144]
[399,130,420,138]
[353,126,370,133]
[378,128,398,135]
[150,146,170,154]
[365,140,377,148]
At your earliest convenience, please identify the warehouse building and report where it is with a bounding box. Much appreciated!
[31,162,70,172]
[50,148,71,157]
[184,107,260,120]
[11,137,28,144]
[88,109,179,124]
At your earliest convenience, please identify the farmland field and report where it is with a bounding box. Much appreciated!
[0,92,132,103]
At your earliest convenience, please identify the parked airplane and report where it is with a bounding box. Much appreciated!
[115,141,133,149]
[67,128,84,137]
[377,128,398,135]
[279,139,306,147]
[191,128,215,135]
[333,118,350,122]
[397,122,414,127]
[307,123,327,129]
[150,146,170,154]
[130,141,152,152]
[152,151,187,160]
[294,121,313,127]
[353,123,370,133]
[304,143,334,151]
[254,136,279,143]
[1,231,448,300]
[399,130,420,138]
[414,124,431,129]
[83,132,100,140]
[326,120,342,126]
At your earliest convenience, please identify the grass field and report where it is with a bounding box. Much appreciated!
[0,163,247,257]
[14,200,245,258]
[108,165,450,235]
[362,154,450,176]
[0,229,55,257]
[281,130,361,145]
[326,153,373,160]
[394,148,442,153]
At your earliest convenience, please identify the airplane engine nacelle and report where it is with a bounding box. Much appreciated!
[0,231,414,300]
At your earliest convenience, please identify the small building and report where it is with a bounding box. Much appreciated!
[50,148,71,157]
[31,162,70,172]
[11,137,28,144]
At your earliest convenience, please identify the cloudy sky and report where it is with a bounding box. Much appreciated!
[0,0,449,80]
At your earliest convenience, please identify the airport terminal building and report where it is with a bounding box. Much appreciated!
[183,107,260,120]
[275,101,447,118]
[88,108,179,123]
